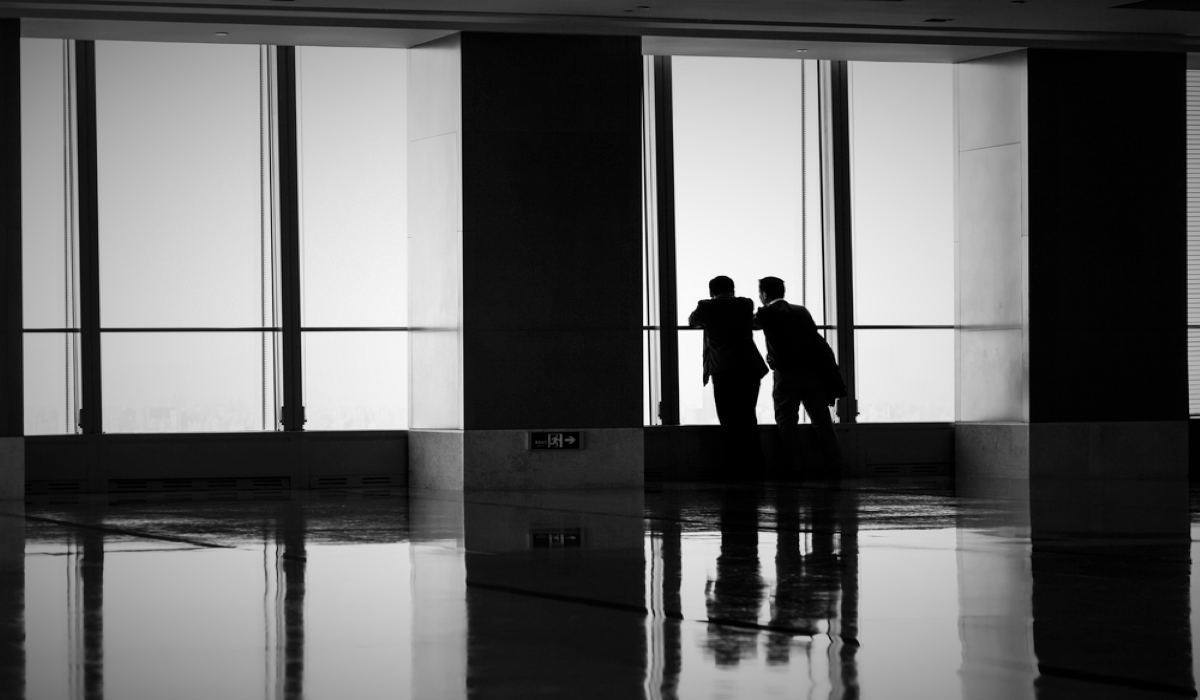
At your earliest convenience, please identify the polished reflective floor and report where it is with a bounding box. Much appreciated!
[1,477,1198,699]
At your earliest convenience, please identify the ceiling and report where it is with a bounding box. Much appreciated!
[8,0,1200,62]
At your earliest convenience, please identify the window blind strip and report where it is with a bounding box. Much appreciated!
[1188,71,1200,412]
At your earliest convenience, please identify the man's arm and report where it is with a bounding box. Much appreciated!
[687,300,708,328]
[753,305,770,331]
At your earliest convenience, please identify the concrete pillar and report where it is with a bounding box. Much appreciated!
[407,33,644,490]
[955,49,1187,480]
[0,19,24,500]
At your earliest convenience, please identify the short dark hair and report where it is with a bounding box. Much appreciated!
[709,276,735,295]
[759,276,786,300]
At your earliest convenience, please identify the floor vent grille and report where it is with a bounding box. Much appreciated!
[107,477,291,493]
[311,474,402,489]
[28,480,87,495]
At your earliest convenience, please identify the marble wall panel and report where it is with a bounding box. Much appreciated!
[409,430,465,490]
[955,423,1029,479]
[462,428,642,490]
[955,50,1025,154]
[958,330,1026,422]
[408,131,462,430]
[956,53,1028,431]
[407,34,461,142]
[958,144,1025,328]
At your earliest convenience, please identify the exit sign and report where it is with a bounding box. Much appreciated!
[529,431,582,450]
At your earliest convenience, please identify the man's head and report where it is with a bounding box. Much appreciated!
[709,275,735,297]
[759,276,786,303]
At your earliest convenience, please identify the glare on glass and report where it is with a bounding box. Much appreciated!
[298,46,408,328]
[855,329,953,422]
[101,332,279,433]
[95,41,265,327]
[21,38,78,330]
[303,331,408,430]
[24,332,79,435]
[672,56,825,326]
[849,61,954,326]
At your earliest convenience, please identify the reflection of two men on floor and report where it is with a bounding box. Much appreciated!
[644,485,859,698]
[688,275,844,477]
[703,487,854,673]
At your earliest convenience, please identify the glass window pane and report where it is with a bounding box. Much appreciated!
[855,329,953,422]
[298,46,407,328]
[21,39,78,329]
[95,41,265,327]
[850,62,954,326]
[673,57,824,326]
[303,332,407,430]
[102,333,278,433]
[24,333,79,435]
[678,329,718,425]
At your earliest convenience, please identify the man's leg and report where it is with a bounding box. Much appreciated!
[773,372,804,474]
[715,373,765,478]
[737,375,766,474]
[711,374,736,472]
[796,377,842,472]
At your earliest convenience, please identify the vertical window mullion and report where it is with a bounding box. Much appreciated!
[824,61,858,424]
[653,55,680,426]
[276,46,304,431]
[74,40,102,435]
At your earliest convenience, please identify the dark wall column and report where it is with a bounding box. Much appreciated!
[0,19,24,499]
[408,33,644,490]
[955,49,1188,480]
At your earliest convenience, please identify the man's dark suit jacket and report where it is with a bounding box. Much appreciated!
[687,296,768,386]
[754,299,846,399]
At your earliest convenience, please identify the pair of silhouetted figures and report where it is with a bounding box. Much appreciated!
[688,275,845,477]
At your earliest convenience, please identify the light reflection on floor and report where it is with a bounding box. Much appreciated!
[1,477,1196,699]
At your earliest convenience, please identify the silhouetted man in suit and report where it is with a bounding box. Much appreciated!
[754,276,844,474]
[688,276,768,475]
